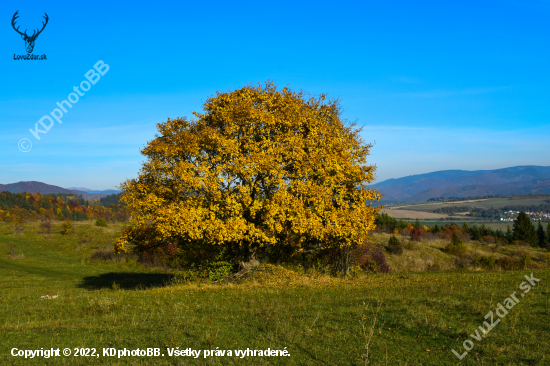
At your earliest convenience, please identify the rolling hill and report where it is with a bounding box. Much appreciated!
[374,165,550,203]
[0,181,119,199]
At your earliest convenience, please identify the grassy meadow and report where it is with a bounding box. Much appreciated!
[1,221,550,365]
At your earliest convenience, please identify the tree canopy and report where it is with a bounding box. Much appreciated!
[512,211,537,246]
[115,83,381,265]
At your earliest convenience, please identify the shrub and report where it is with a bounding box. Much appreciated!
[512,240,530,247]
[446,242,467,256]
[445,232,467,256]
[40,219,52,234]
[61,221,73,235]
[321,244,367,276]
[410,228,423,242]
[8,246,24,259]
[96,217,108,227]
[452,232,462,245]
[442,225,471,242]
[454,256,472,269]
[386,235,403,254]
[481,235,495,244]
[477,255,498,270]
[497,256,520,271]
[388,235,400,246]
[90,248,117,261]
[304,241,391,276]
[169,240,235,281]
[13,224,24,235]
[360,245,390,274]
[516,251,534,269]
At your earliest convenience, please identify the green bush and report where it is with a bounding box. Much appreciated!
[170,240,235,282]
[480,255,497,269]
[471,255,498,270]
[445,232,467,256]
[520,252,534,269]
[386,235,403,254]
[61,221,73,235]
[388,235,400,246]
[96,217,108,227]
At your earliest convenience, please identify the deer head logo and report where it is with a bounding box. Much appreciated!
[12,11,49,54]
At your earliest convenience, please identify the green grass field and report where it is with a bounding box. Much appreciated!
[1,221,549,365]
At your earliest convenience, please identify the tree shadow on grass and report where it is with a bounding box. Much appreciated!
[78,272,174,290]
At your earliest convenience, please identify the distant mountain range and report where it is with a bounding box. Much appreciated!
[4,166,550,203]
[0,181,121,199]
[374,166,550,203]
[66,187,93,192]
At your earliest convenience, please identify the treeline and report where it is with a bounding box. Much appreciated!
[98,193,123,207]
[433,206,471,214]
[376,212,550,248]
[428,195,503,202]
[468,207,501,219]
[501,204,550,213]
[0,191,129,223]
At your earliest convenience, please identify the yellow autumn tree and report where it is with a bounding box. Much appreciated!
[115,82,381,269]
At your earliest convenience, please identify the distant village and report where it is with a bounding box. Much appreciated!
[501,210,550,222]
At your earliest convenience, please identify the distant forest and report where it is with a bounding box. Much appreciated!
[0,192,129,223]
[433,206,472,214]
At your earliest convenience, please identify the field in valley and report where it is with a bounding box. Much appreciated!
[380,196,550,231]
[1,221,549,365]
[387,197,550,212]
[381,208,463,220]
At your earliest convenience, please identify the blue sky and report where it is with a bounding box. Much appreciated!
[1,0,549,189]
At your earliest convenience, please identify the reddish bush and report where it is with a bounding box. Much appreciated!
[410,228,423,242]
[497,256,520,270]
[481,235,495,244]
[444,225,461,239]
[358,244,390,273]
[512,240,530,247]
[165,242,178,256]
[321,243,390,275]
